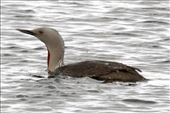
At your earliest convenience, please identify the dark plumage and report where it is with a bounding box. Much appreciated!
[55,60,146,82]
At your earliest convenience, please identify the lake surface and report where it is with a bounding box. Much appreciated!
[1,0,170,113]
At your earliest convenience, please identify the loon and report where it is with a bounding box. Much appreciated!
[17,27,146,83]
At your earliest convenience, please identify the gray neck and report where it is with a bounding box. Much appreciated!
[47,47,64,73]
[46,35,64,73]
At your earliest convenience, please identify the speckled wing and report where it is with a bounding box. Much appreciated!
[55,60,146,82]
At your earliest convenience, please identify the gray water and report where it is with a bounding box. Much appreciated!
[1,0,170,113]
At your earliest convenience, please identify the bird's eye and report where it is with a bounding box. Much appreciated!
[39,31,43,34]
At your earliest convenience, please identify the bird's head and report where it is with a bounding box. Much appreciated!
[17,27,65,74]
[17,27,62,45]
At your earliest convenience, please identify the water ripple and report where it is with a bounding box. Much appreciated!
[1,0,170,113]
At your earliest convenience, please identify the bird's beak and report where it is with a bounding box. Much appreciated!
[17,29,36,36]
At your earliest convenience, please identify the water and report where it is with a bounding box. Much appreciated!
[1,0,170,113]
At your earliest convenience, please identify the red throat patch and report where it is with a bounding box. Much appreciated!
[47,50,50,67]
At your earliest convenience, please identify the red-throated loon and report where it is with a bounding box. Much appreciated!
[17,27,146,82]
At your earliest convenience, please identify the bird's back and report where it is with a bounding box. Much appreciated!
[55,60,146,82]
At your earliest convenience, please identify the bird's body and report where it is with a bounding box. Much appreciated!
[55,60,145,82]
[17,27,146,82]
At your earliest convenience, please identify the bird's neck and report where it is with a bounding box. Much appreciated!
[47,46,64,73]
